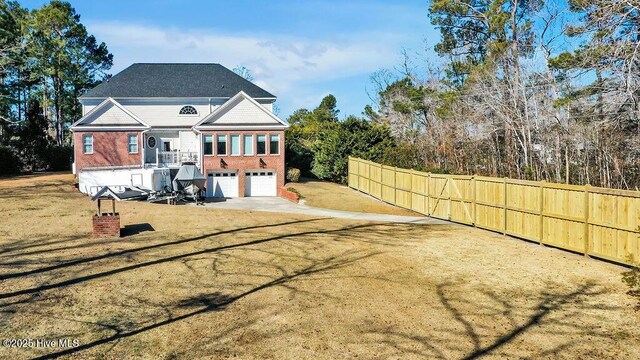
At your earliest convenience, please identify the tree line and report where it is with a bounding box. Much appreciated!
[363,0,640,190]
[286,1,640,190]
[0,0,112,174]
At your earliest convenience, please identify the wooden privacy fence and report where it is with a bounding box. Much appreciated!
[348,157,640,266]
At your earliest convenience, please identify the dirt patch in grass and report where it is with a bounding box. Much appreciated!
[1,174,639,359]
[286,178,421,216]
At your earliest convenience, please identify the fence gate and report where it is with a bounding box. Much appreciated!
[429,175,450,219]
[449,176,474,225]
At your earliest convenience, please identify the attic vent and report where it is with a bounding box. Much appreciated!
[179,105,198,115]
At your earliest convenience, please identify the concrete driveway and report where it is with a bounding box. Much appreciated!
[195,197,450,224]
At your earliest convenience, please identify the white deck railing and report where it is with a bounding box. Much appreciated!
[151,150,199,167]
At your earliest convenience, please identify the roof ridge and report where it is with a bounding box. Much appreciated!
[131,63,222,65]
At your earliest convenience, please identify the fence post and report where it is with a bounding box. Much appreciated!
[447,175,452,220]
[366,161,370,193]
[355,158,359,190]
[350,158,354,189]
[357,159,361,191]
[392,166,397,205]
[408,170,413,211]
[471,176,476,226]
[584,184,590,257]
[503,177,507,235]
[539,180,545,245]
[426,173,431,216]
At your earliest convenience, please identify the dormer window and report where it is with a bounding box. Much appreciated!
[179,105,198,115]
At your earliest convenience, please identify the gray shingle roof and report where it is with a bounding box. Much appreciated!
[80,63,276,99]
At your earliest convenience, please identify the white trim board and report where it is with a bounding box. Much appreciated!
[195,125,287,130]
[195,91,289,129]
[71,97,150,130]
[79,96,277,102]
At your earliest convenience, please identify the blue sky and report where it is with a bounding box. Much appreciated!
[20,0,439,118]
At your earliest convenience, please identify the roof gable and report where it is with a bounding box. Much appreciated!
[196,92,288,129]
[71,98,149,130]
[80,63,276,99]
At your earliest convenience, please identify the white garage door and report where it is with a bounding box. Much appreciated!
[206,171,239,198]
[245,170,277,197]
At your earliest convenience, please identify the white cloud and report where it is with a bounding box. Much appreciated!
[87,21,406,114]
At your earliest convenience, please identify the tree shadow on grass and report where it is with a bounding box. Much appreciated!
[0,217,329,280]
[0,220,384,301]
[28,243,381,359]
[360,281,626,359]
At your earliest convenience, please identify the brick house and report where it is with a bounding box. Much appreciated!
[70,63,288,198]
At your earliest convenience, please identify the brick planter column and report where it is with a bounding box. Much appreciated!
[93,213,121,238]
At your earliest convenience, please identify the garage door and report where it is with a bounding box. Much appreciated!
[206,171,239,198]
[245,170,277,196]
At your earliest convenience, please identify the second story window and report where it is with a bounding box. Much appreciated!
[243,134,253,155]
[179,105,198,115]
[269,134,280,155]
[230,135,240,156]
[82,134,93,154]
[217,134,227,155]
[257,135,266,155]
[203,135,213,155]
[128,134,138,153]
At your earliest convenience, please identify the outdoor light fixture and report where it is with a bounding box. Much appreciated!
[259,158,266,168]
[220,159,227,168]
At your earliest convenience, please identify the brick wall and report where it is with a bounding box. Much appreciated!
[92,214,121,238]
[74,131,142,171]
[278,187,300,203]
[201,130,285,197]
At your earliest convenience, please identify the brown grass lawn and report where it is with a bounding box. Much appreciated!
[0,174,639,359]
[286,178,420,216]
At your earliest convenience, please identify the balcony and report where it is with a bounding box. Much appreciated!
[149,150,199,167]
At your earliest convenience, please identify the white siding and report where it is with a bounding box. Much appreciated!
[79,97,276,126]
[78,168,155,195]
[81,98,226,127]
[82,102,141,126]
[126,104,207,127]
[179,131,198,153]
[259,102,273,113]
[82,98,103,115]
[208,97,280,125]
[120,99,226,127]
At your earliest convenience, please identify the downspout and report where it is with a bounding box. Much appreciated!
[193,127,203,170]
[70,126,77,176]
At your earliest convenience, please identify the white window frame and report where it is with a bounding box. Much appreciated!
[82,134,93,154]
[269,134,280,155]
[243,134,253,156]
[147,136,157,149]
[256,134,267,155]
[230,134,240,156]
[216,134,228,156]
[203,135,214,156]
[178,105,199,116]
[128,134,138,154]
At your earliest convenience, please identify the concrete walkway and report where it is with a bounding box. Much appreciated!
[195,197,451,225]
